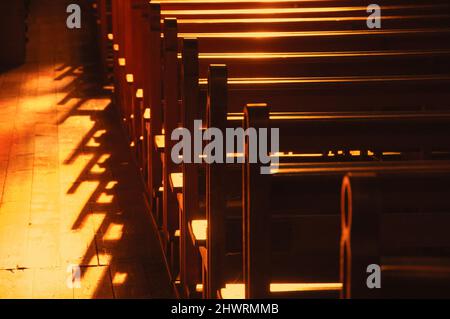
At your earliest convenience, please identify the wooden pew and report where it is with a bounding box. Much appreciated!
[155,0,450,8]
[165,15,450,296]
[178,36,450,112]
[243,162,450,299]
[110,2,445,170]
[111,0,127,122]
[157,0,450,18]
[109,1,162,217]
[112,0,450,218]
[194,98,450,298]
[174,15,450,33]
[182,64,450,298]
[341,171,450,298]
[239,104,450,299]
[127,0,147,172]
[161,14,450,237]
[93,0,113,79]
[115,0,136,135]
[107,1,450,298]
[161,15,450,160]
[154,5,450,161]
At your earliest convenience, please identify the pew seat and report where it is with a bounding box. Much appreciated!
[170,172,184,191]
[219,283,343,299]
[155,135,165,150]
[189,219,207,245]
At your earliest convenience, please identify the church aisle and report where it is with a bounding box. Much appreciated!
[0,0,173,299]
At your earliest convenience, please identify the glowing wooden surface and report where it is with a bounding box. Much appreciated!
[270,161,450,175]
[126,73,134,83]
[155,135,165,150]
[174,28,450,41]
[199,74,450,85]
[144,108,151,120]
[170,173,184,190]
[227,110,450,121]
[157,0,317,3]
[174,15,450,24]
[191,220,208,242]
[177,193,183,212]
[178,49,450,60]
[162,5,445,16]
[220,283,343,299]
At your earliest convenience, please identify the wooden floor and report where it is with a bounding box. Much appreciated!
[0,0,173,298]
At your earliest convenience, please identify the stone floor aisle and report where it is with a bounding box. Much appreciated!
[0,0,173,298]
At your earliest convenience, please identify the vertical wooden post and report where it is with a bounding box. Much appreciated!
[111,0,124,118]
[181,38,201,296]
[140,2,150,182]
[206,65,228,299]
[97,0,109,78]
[340,173,381,299]
[131,0,147,166]
[126,73,136,143]
[136,88,144,170]
[146,3,163,211]
[117,0,128,118]
[163,18,180,271]
[243,103,271,299]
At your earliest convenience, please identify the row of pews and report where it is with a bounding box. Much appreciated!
[93,0,450,298]
[0,1,29,70]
